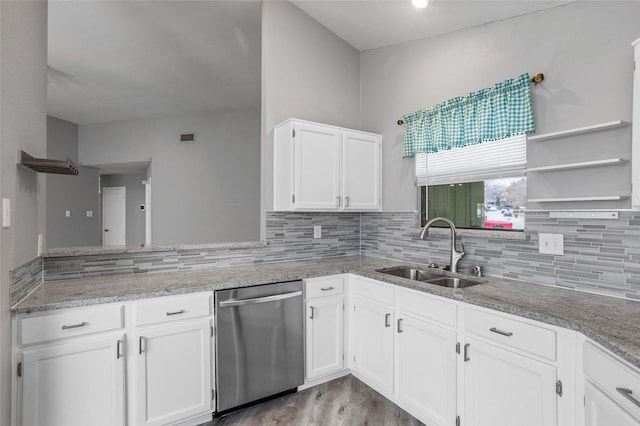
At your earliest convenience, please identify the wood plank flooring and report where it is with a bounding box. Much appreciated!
[204,375,424,426]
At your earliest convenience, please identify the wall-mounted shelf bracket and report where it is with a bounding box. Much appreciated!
[19,150,79,175]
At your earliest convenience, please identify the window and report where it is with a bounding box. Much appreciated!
[417,135,526,231]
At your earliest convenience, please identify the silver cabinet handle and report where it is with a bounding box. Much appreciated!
[345,196,350,207]
[336,196,341,207]
[320,286,334,291]
[309,306,315,319]
[61,322,87,330]
[616,388,640,408]
[116,340,123,359]
[385,313,391,327]
[397,318,403,333]
[219,290,302,307]
[490,327,514,337]
[464,343,470,362]
[166,310,185,316]
[139,336,145,355]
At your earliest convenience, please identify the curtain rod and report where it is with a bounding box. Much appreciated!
[396,73,544,126]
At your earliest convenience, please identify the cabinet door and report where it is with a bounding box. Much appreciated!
[305,296,344,380]
[134,319,212,426]
[585,381,640,426]
[463,337,556,426]
[342,130,380,210]
[352,296,394,395]
[21,335,125,426]
[294,122,341,210]
[397,315,457,426]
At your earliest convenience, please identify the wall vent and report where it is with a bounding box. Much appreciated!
[180,133,196,143]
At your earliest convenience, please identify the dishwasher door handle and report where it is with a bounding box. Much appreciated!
[219,290,302,307]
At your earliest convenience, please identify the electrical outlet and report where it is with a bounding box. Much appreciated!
[314,225,322,239]
[539,233,564,255]
[65,210,71,218]
[86,210,93,218]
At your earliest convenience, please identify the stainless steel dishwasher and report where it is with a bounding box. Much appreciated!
[215,280,304,413]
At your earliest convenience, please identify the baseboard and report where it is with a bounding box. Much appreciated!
[298,369,351,390]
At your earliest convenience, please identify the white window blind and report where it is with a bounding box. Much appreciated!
[416,134,527,186]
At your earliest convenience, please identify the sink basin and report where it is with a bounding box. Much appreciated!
[375,266,442,281]
[422,277,481,289]
[375,266,483,289]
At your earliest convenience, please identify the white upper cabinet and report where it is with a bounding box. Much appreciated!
[341,130,381,210]
[273,119,381,211]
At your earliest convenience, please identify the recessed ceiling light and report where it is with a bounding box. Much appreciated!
[412,0,428,8]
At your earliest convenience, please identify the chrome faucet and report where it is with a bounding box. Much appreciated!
[419,217,465,274]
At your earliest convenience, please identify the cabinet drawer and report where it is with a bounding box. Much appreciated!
[584,341,640,416]
[350,276,394,305]
[396,288,457,328]
[19,304,124,345]
[306,276,344,299]
[464,307,556,361]
[134,292,212,327]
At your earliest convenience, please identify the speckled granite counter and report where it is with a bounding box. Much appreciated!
[12,255,640,370]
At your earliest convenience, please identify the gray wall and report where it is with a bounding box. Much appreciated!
[78,108,260,245]
[0,1,47,424]
[46,116,100,248]
[360,1,640,211]
[260,1,361,238]
[101,173,146,246]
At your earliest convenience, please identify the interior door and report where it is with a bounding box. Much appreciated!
[103,187,126,246]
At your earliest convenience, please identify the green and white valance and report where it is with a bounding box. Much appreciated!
[402,73,535,158]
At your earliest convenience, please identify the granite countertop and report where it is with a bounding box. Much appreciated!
[13,255,640,369]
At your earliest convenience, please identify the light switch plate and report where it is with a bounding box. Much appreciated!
[2,198,11,228]
[86,210,93,218]
[539,233,564,255]
[314,225,322,239]
[65,210,71,217]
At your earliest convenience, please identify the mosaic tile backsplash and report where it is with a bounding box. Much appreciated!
[11,257,43,307]
[14,210,640,302]
[360,211,640,300]
[42,212,360,281]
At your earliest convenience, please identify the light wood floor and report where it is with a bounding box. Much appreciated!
[203,375,424,426]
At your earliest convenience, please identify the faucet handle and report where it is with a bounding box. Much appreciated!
[458,242,466,254]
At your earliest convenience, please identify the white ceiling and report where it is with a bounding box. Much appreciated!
[47,0,575,126]
[47,1,262,125]
[291,0,577,52]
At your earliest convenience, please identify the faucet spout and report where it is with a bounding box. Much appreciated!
[419,217,465,273]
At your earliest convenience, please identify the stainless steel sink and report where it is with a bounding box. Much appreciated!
[376,266,442,281]
[421,277,481,289]
[375,266,483,289]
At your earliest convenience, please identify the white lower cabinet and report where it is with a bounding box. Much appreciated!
[462,337,557,426]
[348,275,572,426]
[583,340,640,425]
[133,318,213,426]
[13,292,214,426]
[304,276,346,382]
[20,334,126,426]
[584,381,640,426]
[351,295,395,394]
[305,296,344,379]
[396,314,457,426]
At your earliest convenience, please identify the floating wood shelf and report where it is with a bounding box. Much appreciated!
[526,158,628,173]
[19,150,79,175]
[527,120,630,142]
[528,195,629,203]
